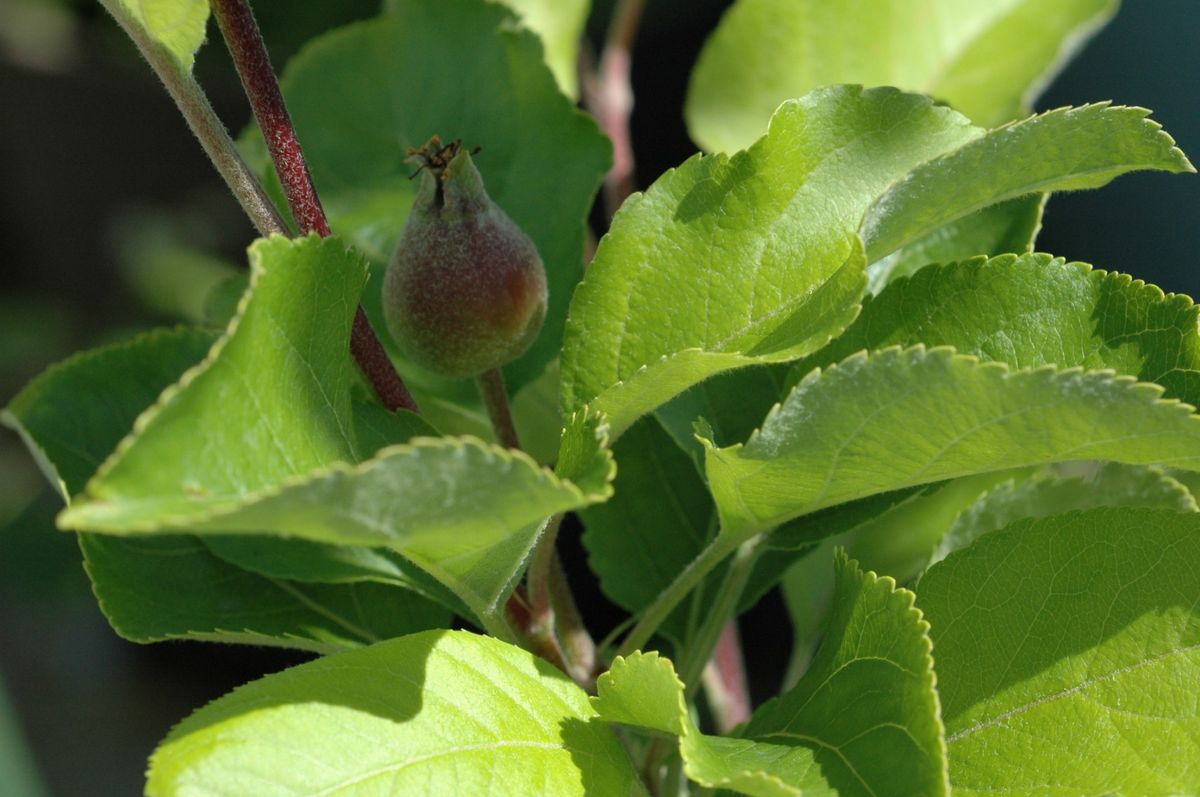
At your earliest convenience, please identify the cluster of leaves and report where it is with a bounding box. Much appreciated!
[5,0,1200,794]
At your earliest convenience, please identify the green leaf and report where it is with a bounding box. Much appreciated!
[62,234,367,511]
[917,507,1200,795]
[563,87,1190,438]
[201,535,472,618]
[594,555,946,796]
[931,463,1196,565]
[256,0,610,389]
[706,346,1200,539]
[70,420,612,633]
[3,320,451,650]
[84,535,449,652]
[562,86,983,437]
[147,630,646,796]
[581,417,715,644]
[775,476,1010,689]
[2,327,216,500]
[383,0,588,98]
[866,194,1045,291]
[655,366,789,468]
[686,0,1119,153]
[861,104,1193,262]
[50,236,610,632]
[743,552,946,796]
[595,650,803,797]
[57,235,614,631]
[99,0,209,73]
[799,253,1200,405]
[492,0,589,99]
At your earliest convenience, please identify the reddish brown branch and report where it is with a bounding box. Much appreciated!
[209,0,417,412]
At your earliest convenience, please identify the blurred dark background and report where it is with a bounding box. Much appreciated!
[1,1,1197,793]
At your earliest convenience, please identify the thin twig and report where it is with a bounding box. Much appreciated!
[588,0,649,221]
[98,0,286,237]
[208,0,328,236]
[208,0,418,413]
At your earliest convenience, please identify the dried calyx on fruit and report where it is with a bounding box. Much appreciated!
[383,136,548,379]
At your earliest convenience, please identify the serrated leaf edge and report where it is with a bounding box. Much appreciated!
[731,344,1199,457]
[745,552,949,796]
[68,234,364,505]
[594,650,804,795]
[862,102,1195,259]
[61,431,610,534]
[707,344,1200,538]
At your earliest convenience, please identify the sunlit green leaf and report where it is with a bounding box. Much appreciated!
[562,86,979,437]
[147,630,646,796]
[563,86,1189,439]
[595,555,945,796]
[686,0,1119,153]
[706,346,1200,539]
[861,105,1192,263]
[100,0,209,73]
[797,253,1200,406]
[866,195,1045,291]
[3,321,450,649]
[918,507,1200,795]
[56,235,612,631]
[931,463,1196,564]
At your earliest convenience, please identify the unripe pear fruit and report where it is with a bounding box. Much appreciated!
[383,137,548,379]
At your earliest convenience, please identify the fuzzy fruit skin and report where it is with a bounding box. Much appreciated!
[383,144,548,378]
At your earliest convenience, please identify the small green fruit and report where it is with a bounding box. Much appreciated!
[383,137,548,378]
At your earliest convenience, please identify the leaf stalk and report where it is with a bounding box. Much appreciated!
[97,0,286,237]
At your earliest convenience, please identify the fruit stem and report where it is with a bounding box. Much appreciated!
[476,368,521,450]
[474,370,598,689]
[209,0,419,413]
[97,0,286,237]
[586,0,648,221]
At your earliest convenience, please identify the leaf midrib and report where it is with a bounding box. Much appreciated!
[945,642,1200,744]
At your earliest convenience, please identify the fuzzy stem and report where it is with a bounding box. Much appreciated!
[617,533,742,658]
[474,370,598,689]
[209,0,328,236]
[520,514,592,687]
[208,0,418,413]
[97,0,286,237]
[589,0,648,221]
[476,368,521,450]
[678,539,763,704]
